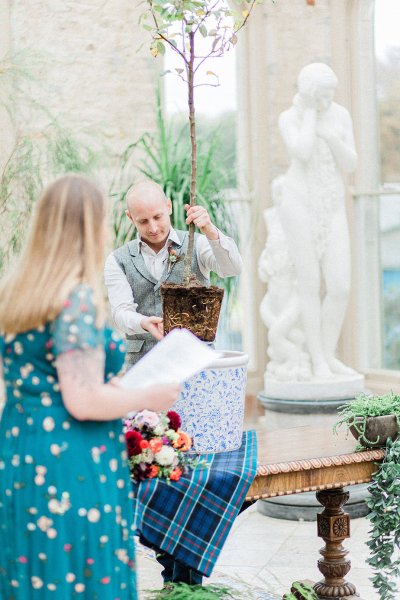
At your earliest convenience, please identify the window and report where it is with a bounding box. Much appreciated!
[375,0,400,368]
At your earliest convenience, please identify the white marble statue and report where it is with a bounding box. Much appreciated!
[258,177,312,381]
[265,63,358,383]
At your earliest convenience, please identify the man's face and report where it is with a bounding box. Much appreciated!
[127,191,172,251]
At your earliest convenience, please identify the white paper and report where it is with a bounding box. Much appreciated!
[119,328,219,390]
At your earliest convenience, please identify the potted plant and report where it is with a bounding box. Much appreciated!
[333,392,400,448]
[140,0,262,342]
[334,394,400,600]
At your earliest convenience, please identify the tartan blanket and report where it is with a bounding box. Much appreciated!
[132,430,257,577]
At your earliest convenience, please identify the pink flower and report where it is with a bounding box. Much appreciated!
[135,410,160,428]
[64,544,72,552]
[17,556,28,563]
[100,576,110,584]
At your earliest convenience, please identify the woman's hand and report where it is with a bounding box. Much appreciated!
[142,383,181,413]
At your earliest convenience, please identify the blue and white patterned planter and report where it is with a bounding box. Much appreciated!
[172,351,249,453]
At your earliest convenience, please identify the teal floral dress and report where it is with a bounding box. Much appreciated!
[0,284,137,599]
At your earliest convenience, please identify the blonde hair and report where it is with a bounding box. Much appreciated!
[0,174,106,334]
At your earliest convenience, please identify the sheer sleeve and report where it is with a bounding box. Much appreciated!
[50,284,104,356]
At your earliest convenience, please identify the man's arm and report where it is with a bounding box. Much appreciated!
[104,254,163,340]
[185,205,242,278]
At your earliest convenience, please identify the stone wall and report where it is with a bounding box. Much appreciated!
[2,0,160,169]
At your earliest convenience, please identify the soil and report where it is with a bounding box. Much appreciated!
[161,281,224,342]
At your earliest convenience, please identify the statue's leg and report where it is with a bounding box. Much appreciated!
[279,200,332,378]
[321,212,354,374]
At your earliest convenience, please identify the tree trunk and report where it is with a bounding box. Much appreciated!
[183,30,197,283]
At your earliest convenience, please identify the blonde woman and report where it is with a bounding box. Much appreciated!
[0,174,180,599]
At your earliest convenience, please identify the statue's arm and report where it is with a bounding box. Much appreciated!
[279,108,317,163]
[317,108,357,173]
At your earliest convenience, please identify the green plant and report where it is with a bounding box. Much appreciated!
[334,395,400,599]
[144,579,319,599]
[365,437,400,600]
[0,54,98,274]
[333,393,400,447]
[109,87,239,300]
[144,582,244,599]
[140,0,262,282]
[283,582,317,599]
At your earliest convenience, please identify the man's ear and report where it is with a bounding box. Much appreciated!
[166,198,172,215]
[126,209,134,224]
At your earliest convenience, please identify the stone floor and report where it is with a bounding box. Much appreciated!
[136,502,382,599]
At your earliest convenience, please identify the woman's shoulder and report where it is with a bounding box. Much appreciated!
[55,283,98,328]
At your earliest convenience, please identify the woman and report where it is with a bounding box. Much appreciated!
[0,174,180,598]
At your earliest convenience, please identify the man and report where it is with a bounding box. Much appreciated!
[104,179,242,365]
[104,179,244,586]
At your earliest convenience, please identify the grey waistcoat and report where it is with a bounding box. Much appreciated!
[113,230,209,364]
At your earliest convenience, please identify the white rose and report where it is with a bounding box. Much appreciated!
[154,446,176,466]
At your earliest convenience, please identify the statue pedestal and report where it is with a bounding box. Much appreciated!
[257,373,370,520]
[263,373,365,402]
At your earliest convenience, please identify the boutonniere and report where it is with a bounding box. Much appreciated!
[167,245,182,274]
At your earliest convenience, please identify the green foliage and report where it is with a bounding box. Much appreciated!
[335,393,400,598]
[282,581,318,600]
[366,437,400,600]
[145,580,318,599]
[0,54,98,274]
[333,393,400,447]
[109,88,239,299]
[141,1,261,61]
[0,125,97,273]
[144,582,245,599]
[140,0,264,279]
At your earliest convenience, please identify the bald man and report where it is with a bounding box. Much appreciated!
[104,179,242,366]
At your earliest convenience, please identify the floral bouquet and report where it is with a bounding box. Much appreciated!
[124,409,200,483]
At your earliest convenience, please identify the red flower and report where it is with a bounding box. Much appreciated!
[167,411,181,431]
[125,430,143,456]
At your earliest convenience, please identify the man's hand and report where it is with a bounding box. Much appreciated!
[140,316,164,341]
[185,204,219,240]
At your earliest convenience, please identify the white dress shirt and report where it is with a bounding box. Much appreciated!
[104,228,242,335]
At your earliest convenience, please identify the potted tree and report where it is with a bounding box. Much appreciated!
[334,394,400,600]
[136,1,266,453]
[140,0,262,341]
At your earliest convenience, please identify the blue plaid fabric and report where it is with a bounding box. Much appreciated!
[132,430,257,577]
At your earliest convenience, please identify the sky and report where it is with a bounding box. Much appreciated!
[164,0,400,115]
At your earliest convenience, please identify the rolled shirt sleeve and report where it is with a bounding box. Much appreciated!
[104,253,147,335]
[195,229,243,279]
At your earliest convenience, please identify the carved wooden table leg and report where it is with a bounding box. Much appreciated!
[314,488,358,599]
